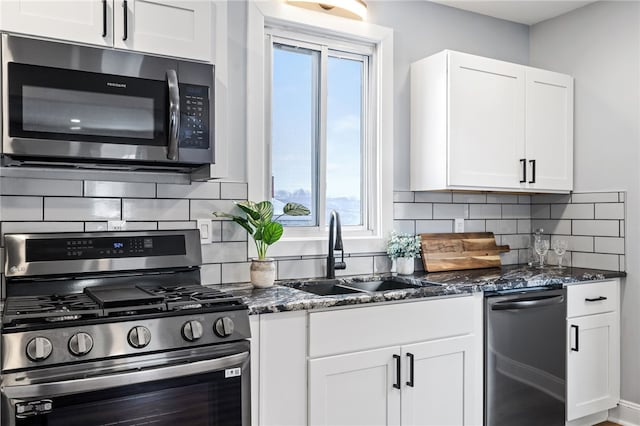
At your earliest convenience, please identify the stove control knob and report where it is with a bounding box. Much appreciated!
[182,320,204,342]
[26,337,53,362]
[213,317,234,338]
[68,332,94,356]
[128,326,151,348]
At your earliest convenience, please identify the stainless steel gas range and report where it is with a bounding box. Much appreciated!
[1,230,250,426]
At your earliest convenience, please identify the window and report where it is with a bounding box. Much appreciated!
[269,33,369,228]
[247,1,393,256]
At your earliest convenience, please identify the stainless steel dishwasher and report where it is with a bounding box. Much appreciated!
[485,287,566,426]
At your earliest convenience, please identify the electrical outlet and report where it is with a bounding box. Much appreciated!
[107,220,126,231]
[454,218,465,233]
[196,219,213,244]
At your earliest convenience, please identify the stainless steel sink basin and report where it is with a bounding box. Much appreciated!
[290,279,432,296]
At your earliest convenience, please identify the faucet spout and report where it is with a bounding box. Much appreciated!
[327,210,346,279]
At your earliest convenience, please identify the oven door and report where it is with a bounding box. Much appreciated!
[1,342,250,426]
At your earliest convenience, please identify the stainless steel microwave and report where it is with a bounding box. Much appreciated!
[1,35,214,171]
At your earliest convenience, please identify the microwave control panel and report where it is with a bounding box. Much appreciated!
[179,84,210,149]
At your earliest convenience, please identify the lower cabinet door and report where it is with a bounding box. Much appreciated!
[309,346,401,426]
[401,335,475,426]
[567,312,620,421]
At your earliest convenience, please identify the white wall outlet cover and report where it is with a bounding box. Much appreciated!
[454,218,465,233]
[107,220,127,231]
[196,219,213,244]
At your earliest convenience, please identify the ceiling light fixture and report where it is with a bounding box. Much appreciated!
[287,0,367,20]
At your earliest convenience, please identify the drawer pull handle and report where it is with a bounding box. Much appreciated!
[571,324,579,352]
[393,354,401,389]
[406,353,415,387]
[585,296,607,302]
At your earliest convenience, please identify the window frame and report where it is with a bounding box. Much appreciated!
[247,0,394,258]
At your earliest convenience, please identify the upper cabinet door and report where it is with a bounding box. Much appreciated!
[448,52,526,189]
[525,68,574,191]
[0,0,112,47]
[113,0,211,61]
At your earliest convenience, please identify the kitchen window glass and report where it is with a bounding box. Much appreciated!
[270,34,369,228]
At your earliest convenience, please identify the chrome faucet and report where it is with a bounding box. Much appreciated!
[327,210,346,279]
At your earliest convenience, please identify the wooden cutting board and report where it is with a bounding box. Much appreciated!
[420,232,510,272]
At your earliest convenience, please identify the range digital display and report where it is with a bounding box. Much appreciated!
[25,235,184,262]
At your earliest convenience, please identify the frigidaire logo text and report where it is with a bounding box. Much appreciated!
[107,82,127,88]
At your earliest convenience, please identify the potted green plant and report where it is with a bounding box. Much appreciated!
[386,232,421,275]
[213,200,310,288]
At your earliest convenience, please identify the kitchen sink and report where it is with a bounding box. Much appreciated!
[290,279,432,296]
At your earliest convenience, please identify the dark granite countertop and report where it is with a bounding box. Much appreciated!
[216,264,625,315]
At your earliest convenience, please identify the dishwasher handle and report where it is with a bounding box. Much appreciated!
[491,294,565,311]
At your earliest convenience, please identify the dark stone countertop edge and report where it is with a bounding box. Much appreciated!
[216,265,625,315]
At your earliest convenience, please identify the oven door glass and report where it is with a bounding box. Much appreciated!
[8,63,167,146]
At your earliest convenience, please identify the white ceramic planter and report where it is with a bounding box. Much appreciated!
[396,257,415,275]
[250,258,276,288]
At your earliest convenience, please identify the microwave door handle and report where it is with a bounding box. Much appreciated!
[166,69,180,161]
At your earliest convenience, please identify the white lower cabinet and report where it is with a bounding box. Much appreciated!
[566,280,620,423]
[308,295,483,426]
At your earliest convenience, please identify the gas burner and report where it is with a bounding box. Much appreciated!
[44,306,82,322]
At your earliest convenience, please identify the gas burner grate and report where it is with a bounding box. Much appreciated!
[3,294,102,325]
[143,284,244,311]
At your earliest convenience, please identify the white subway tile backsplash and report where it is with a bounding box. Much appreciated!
[45,198,119,221]
[374,256,392,274]
[553,235,593,253]
[500,250,519,265]
[0,177,82,196]
[619,255,625,271]
[1,197,43,221]
[278,258,324,280]
[336,256,373,277]
[595,203,624,220]
[531,219,571,235]
[414,192,451,203]
[221,262,251,284]
[486,220,517,235]
[393,220,416,235]
[433,203,468,219]
[531,204,550,219]
[464,220,486,232]
[572,220,620,237]
[416,220,452,234]
[84,181,155,198]
[531,194,571,204]
[518,195,531,204]
[594,237,625,254]
[84,222,108,231]
[517,219,531,234]
[487,194,518,204]
[222,221,247,241]
[620,220,625,237]
[157,182,221,199]
[550,204,594,220]
[158,221,197,230]
[452,193,486,203]
[220,183,248,200]
[123,199,188,221]
[619,192,625,202]
[201,242,247,264]
[502,204,530,219]
[192,199,239,220]
[570,192,619,203]
[200,263,222,285]
[394,203,433,220]
[469,204,500,219]
[393,192,414,202]
[572,252,620,271]
[120,221,158,231]
[501,234,531,250]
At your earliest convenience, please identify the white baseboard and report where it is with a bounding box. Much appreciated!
[609,400,640,426]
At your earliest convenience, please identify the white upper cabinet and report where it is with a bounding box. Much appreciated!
[0,0,212,62]
[0,0,112,47]
[113,0,211,61]
[411,50,573,193]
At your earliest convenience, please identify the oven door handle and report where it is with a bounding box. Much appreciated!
[2,351,248,399]
[166,69,180,161]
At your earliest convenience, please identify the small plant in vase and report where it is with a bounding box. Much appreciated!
[386,232,421,275]
[213,200,310,288]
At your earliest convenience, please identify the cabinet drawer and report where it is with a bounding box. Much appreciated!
[567,281,618,318]
[309,296,476,358]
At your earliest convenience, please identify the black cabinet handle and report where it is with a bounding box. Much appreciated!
[102,0,107,37]
[406,353,414,387]
[585,296,607,302]
[571,324,579,352]
[520,159,526,183]
[122,0,128,41]
[393,354,401,389]
[529,159,536,183]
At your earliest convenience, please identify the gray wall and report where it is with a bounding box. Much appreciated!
[530,0,640,406]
